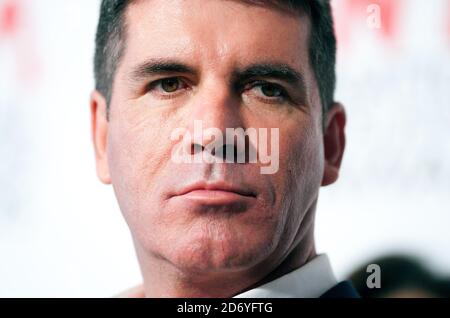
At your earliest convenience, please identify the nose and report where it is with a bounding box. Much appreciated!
[183,82,249,163]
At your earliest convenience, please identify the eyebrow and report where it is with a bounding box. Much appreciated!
[234,63,305,88]
[128,58,197,83]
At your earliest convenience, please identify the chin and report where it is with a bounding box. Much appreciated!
[164,225,279,274]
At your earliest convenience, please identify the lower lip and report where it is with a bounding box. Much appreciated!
[176,189,255,205]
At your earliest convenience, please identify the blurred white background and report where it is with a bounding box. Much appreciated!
[0,0,449,297]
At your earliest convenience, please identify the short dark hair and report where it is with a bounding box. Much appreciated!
[94,0,336,119]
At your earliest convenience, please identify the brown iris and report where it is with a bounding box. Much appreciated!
[161,78,180,93]
[261,83,282,97]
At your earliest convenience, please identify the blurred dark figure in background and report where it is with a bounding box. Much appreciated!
[349,254,450,298]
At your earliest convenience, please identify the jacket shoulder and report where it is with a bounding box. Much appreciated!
[320,281,360,298]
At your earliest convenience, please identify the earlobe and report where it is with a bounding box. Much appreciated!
[90,90,112,184]
[321,102,346,187]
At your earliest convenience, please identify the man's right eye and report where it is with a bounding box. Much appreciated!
[147,77,189,96]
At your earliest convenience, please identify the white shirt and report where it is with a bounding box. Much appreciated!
[117,254,337,298]
[233,254,337,298]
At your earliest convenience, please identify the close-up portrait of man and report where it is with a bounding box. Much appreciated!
[90,0,350,298]
[1,0,449,301]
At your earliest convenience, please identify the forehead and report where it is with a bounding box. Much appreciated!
[120,0,311,76]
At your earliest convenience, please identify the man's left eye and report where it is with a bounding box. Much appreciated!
[249,82,287,101]
[258,83,285,97]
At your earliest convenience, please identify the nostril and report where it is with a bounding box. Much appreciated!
[190,143,204,155]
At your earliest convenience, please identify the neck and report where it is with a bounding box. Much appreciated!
[239,235,316,294]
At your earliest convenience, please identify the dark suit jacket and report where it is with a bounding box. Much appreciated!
[320,281,360,298]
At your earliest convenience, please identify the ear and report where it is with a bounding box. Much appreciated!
[90,90,111,184]
[321,102,346,187]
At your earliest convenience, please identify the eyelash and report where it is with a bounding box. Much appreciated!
[145,77,290,103]
[243,81,289,104]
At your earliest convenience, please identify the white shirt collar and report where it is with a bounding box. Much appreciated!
[233,254,337,298]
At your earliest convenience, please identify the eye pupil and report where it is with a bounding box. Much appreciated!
[161,78,180,92]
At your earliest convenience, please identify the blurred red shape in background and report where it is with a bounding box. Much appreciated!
[332,0,402,48]
[0,0,20,36]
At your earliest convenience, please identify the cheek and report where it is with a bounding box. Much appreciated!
[109,98,180,177]
[261,126,322,256]
[106,111,175,224]
[277,120,324,215]
[109,122,164,183]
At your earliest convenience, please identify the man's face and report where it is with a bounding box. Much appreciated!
[93,0,340,275]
